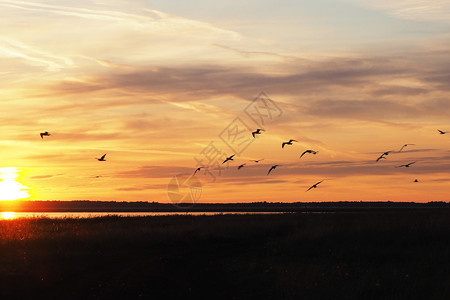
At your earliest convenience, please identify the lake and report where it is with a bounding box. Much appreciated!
[0,211,290,219]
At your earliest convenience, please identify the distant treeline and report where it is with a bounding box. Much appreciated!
[1,200,449,212]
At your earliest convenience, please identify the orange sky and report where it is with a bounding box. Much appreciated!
[1,0,450,203]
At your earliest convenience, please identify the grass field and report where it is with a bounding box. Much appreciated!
[0,210,449,299]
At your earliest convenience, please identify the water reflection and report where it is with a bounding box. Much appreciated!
[0,211,290,219]
[0,212,16,220]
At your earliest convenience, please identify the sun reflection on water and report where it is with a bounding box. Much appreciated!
[0,212,16,220]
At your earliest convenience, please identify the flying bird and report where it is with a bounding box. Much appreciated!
[267,165,280,176]
[96,154,107,161]
[414,179,419,182]
[251,159,264,163]
[376,151,393,162]
[222,154,235,164]
[438,129,447,135]
[396,162,416,168]
[282,139,297,148]
[40,131,51,139]
[252,128,265,138]
[399,144,415,152]
[306,180,324,192]
[299,150,318,159]
[237,163,246,170]
[194,167,204,175]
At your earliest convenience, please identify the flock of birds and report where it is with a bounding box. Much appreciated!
[39,127,449,193]
[40,131,107,162]
[193,128,450,192]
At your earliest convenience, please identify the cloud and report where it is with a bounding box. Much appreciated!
[116,183,167,191]
[37,47,450,124]
[115,165,194,179]
[346,0,450,23]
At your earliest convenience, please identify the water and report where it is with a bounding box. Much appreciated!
[0,211,289,220]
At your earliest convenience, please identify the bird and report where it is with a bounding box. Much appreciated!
[438,129,447,135]
[299,150,318,158]
[376,155,387,162]
[399,144,415,152]
[96,154,107,161]
[237,163,246,170]
[40,131,51,139]
[194,167,204,175]
[251,159,264,163]
[267,165,280,175]
[252,128,265,138]
[414,179,419,182]
[306,180,324,192]
[222,154,235,164]
[396,162,415,168]
[376,151,393,162]
[282,139,297,148]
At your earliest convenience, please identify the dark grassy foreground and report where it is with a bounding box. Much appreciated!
[0,210,449,299]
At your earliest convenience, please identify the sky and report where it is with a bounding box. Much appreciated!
[1,0,450,203]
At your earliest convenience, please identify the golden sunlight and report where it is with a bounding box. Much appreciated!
[0,211,16,220]
[0,168,30,201]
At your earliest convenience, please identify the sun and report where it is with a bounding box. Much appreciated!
[0,168,30,201]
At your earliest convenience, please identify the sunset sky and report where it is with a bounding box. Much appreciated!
[1,0,450,203]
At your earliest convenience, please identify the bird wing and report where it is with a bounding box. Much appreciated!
[408,162,416,166]
[315,180,324,186]
[101,154,106,160]
[299,151,307,158]
[306,186,313,192]
[40,133,44,138]
[267,166,277,175]
[282,142,286,148]
[252,131,256,138]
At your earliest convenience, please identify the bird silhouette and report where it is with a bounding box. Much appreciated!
[399,144,415,152]
[194,167,204,175]
[267,164,280,175]
[396,162,415,168]
[40,131,51,139]
[414,179,419,182]
[376,155,387,162]
[252,128,265,138]
[376,151,393,162]
[222,154,235,164]
[251,159,264,163]
[306,180,324,192]
[237,163,246,170]
[438,129,447,135]
[282,139,297,148]
[299,150,318,158]
[96,154,107,161]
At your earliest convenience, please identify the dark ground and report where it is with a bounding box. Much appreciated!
[0,209,449,299]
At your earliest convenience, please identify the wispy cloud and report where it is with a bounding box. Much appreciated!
[346,0,450,23]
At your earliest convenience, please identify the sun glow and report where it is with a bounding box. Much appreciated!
[0,168,30,201]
